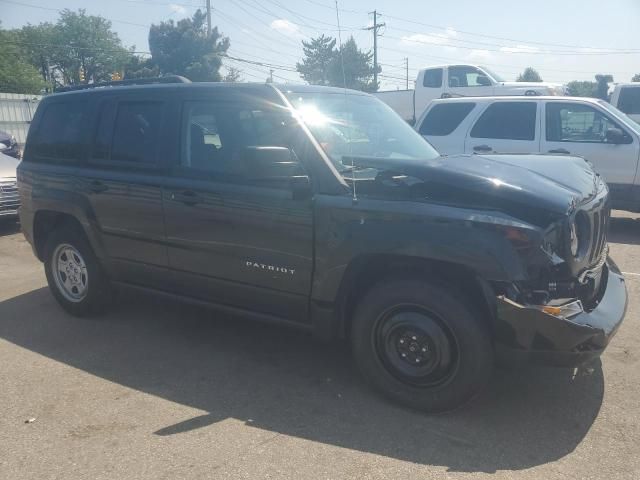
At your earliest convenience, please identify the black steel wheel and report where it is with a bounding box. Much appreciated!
[374,305,459,388]
[351,278,493,412]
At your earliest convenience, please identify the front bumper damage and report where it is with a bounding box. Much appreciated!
[494,258,627,367]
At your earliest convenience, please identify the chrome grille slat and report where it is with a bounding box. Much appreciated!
[590,211,600,263]
[0,178,19,212]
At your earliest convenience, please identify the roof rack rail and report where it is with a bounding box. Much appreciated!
[55,75,191,93]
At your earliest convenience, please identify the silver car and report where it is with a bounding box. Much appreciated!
[0,152,20,220]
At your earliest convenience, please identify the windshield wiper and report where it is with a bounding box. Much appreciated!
[338,164,375,174]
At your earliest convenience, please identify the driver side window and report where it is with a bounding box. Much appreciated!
[448,66,489,88]
[546,103,631,144]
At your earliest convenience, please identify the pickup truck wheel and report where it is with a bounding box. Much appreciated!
[43,226,112,316]
[351,279,493,412]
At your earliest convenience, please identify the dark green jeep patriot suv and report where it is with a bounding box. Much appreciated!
[17,77,627,411]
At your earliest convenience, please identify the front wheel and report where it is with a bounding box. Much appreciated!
[351,279,493,412]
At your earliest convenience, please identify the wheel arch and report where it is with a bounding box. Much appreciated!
[334,254,497,340]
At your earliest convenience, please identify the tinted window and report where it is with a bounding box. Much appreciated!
[618,87,640,115]
[419,103,475,136]
[423,68,443,88]
[111,101,163,164]
[180,102,296,178]
[471,102,537,140]
[546,103,629,143]
[30,101,88,161]
[91,101,116,162]
[448,66,490,88]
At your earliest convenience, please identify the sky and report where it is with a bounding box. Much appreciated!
[2,0,640,89]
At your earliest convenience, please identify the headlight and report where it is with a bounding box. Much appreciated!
[569,220,579,256]
[569,212,591,258]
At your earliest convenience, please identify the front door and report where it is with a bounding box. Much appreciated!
[445,66,495,98]
[162,97,314,323]
[541,101,640,204]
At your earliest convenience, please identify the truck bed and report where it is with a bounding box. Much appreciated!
[374,89,415,124]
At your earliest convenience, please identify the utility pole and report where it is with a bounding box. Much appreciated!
[365,10,385,90]
[269,69,274,83]
[405,57,409,90]
[206,0,212,36]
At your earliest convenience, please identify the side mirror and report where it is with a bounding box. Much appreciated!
[242,146,303,180]
[605,127,626,144]
[242,146,311,198]
[476,75,491,86]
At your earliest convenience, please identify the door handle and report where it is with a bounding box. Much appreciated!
[171,190,200,205]
[548,148,570,154]
[88,180,108,193]
[473,145,492,153]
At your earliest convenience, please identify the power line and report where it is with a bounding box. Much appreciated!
[0,0,152,28]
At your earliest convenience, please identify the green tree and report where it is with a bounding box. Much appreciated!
[223,66,242,82]
[53,9,130,85]
[516,67,543,82]
[0,28,46,93]
[595,74,613,100]
[296,34,336,86]
[147,9,229,81]
[17,23,57,86]
[328,37,378,92]
[124,55,159,79]
[632,73,640,82]
[567,80,597,97]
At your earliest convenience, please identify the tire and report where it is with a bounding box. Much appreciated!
[351,278,493,412]
[43,225,112,316]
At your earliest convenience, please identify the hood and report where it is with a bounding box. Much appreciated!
[0,152,19,178]
[353,153,602,226]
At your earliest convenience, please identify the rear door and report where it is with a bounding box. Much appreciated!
[464,101,540,154]
[541,101,640,202]
[82,94,170,285]
[417,101,477,154]
[445,66,494,98]
[162,92,314,322]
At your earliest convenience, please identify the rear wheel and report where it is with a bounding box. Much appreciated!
[351,279,493,412]
[44,226,112,316]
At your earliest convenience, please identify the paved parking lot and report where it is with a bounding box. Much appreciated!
[1,213,639,480]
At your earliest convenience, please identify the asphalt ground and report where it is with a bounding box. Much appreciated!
[0,212,639,479]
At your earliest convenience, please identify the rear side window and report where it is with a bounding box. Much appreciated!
[470,102,537,140]
[423,68,443,88]
[110,101,164,164]
[618,87,640,115]
[30,101,88,161]
[419,103,475,136]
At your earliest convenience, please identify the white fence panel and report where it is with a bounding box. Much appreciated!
[0,93,43,146]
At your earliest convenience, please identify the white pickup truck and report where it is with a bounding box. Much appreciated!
[374,64,566,123]
[610,83,640,123]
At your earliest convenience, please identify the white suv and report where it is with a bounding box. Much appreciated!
[415,96,640,212]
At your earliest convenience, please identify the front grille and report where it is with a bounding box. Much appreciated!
[0,178,20,212]
[589,206,608,264]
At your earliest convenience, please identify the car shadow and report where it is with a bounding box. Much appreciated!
[609,216,640,246]
[0,219,20,237]
[0,287,604,473]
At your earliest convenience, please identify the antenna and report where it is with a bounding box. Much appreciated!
[334,0,357,203]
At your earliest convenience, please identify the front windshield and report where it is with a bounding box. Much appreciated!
[480,66,505,82]
[284,91,439,173]
[598,100,640,134]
